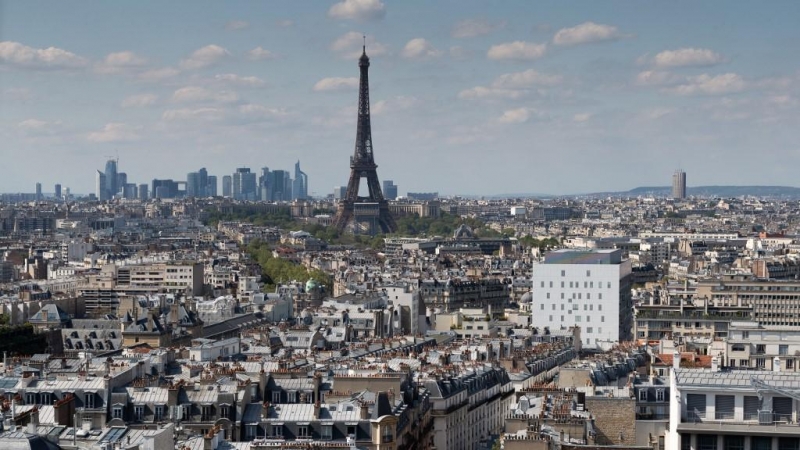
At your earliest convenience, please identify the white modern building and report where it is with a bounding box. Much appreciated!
[530,249,633,348]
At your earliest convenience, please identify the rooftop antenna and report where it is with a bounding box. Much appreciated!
[363,34,366,52]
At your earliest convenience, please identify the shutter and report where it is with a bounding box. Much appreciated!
[744,396,761,420]
[686,393,706,419]
[774,396,793,420]
[715,395,735,419]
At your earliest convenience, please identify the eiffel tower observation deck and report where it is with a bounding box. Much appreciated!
[331,40,397,235]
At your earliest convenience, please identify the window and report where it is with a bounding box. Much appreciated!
[155,405,163,421]
[85,393,94,409]
[347,426,356,438]
[561,282,565,288]
[298,426,309,438]
[272,425,283,437]
[742,331,749,339]
[586,270,591,277]
[587,293,591,300]
[540,304,544,310]
[202,405,212,421]
[656,390,665,402]
[731,343,745,352]
[599,293,603,300]
[272,391,281,403]
[598,304,602,311]
[639,389,647,401]
[246,424,258,440]
[549,281,553,288]
[552,304,556,310]
[587,327,593,334]
[725,436,745,450]
[788,359,795,369]
[561,304,564,310]
[112,407,123,419]
[25,393,35,405]
[382,425,393,443]
[561,270,565,277]
[756,344,766,354]
[560,316,564,322]
[40,393,50,405]
[134,405,144,421]
[321,425,333,440]
[288,391,297,403]
[586,316,591,322]
[220,405,229,419]
[780,345,789,356]
[740,359,749,367]
[756,358,766,368]
[546,293,550,299]
[601,316,605,322]
[598,327,602,334]
[540,281,544,288]
[575,316,581,322]
[779,438,800,450]
[607,282,611,289]
[549,315,553,321]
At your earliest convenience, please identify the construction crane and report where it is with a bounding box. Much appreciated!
[750,377,800,424]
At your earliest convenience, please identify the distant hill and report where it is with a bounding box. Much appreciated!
[620,185,800,198]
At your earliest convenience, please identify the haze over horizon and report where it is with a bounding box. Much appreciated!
[2,1,800,196]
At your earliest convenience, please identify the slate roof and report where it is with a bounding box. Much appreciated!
[675,368,800,389]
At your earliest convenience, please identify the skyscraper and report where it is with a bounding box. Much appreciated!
[104,159,118,199]
[198,167,208,197]
[117,172,127,193]
[222,175,232,197]
[206,175,217,197]
[35,183,42,201]
[186,171,200,197]
[138,183,148,200]
[293,160,308,200]
[269,170,291,201]
[382,180,397,200]
[54,184,61,201]
[672,170,687,199]
[96,170,107,201]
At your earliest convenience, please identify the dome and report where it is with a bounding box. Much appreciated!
[521,292,533,303]
[305,278,319,292]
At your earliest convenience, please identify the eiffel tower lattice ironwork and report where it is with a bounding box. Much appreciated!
[332,42,397,234]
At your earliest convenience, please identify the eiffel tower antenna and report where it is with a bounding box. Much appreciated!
[331,42,397,235]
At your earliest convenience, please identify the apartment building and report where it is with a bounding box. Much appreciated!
[531,249,633,347]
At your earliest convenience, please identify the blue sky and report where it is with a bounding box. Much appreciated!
[2,0,800,196]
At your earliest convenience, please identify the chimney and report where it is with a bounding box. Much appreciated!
[672,351,680,371]
[314,400,321,419]
[360,402,369,420]
[774,356,781,373]
[26,409,39,434]
[711,356,719,372]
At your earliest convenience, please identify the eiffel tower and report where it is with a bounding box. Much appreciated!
[332,42,397,235]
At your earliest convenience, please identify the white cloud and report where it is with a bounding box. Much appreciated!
[16,118,62,136]
[573,113,592,122]
[458,86,523,100]
[87,123,141,143]
[0,41,87,69]
[331,32,388,59]
[171,86,239,103]
[451,19,503,38]
[95,51,147,74]
[487,41,546,61]
[276,19,294,27]
[400,38,442,59]
[491,69,562,88]
[313,77,359,92]
[640,107,676,121]
[121,93,158,108]
[498,108,531,124]
[180,45,230,70]
[670,73,746,95]
[17,119,49,130]
[328,0,386,21]
[635,70,681,86]
[248,47,275,61]
[162,108,225,122]
[553,22,624,46]
[225,20,249,30]
[137,67,180,82]
[214,73,266,87]
[652,48,724,68]
[372,96,420,115]
[238,104,289,120]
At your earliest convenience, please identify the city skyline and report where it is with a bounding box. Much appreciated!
[3,1,800,195]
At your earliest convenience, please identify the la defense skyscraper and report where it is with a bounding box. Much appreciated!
[332,42,397,234]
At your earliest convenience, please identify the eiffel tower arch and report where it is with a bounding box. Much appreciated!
[332,43,397,235]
